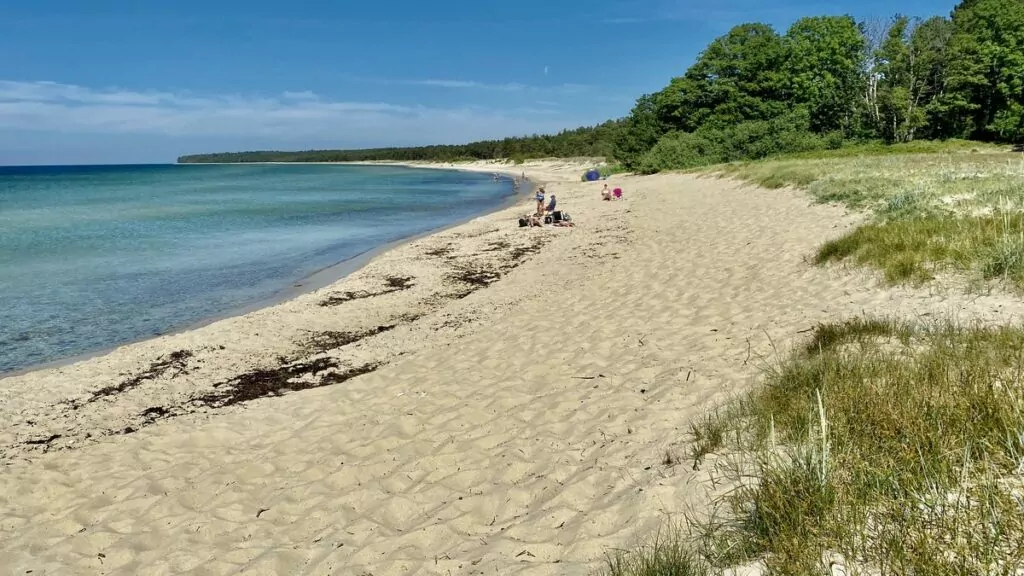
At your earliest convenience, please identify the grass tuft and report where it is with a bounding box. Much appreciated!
[688,412,728,471]
[603,526,711,576]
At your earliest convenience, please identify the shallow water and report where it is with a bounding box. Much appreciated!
[0,163,513,373]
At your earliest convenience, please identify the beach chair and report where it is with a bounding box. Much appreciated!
[613,188,623,200]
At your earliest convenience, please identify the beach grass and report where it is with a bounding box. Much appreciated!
[707,147,1024,290]
[604,525,711,576]
[614,317,1024,575]
[815,213,1024,286]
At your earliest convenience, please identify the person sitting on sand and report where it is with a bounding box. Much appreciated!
[601,184,612,201]
[535,186,546,215]
[546,194,556,213]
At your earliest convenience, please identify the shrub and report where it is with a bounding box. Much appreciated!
[638,110,831,173]
[639,131,728,173]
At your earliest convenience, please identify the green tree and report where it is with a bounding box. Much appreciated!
[875,16,923,142]
[940,0,1024,141]
[653,23,791,132]
[784,15,867,134]
[873,15,954,142]
[912,16,955,139]
[613,94,667,170]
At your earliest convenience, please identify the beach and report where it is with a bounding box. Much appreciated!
[2,160,1023,575]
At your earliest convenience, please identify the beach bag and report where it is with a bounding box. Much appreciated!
[561,211,572,222]
[552,210,563,222]
[518,217,528,227]
[544,215,553,224]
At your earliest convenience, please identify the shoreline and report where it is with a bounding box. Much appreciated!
[5,165,1024,574]
[0,158,590,462]
[0,161,538,379]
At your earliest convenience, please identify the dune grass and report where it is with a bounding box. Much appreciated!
[708,148,1024,290]
[604,527,711,576]
[771,139,1008,161]
[712,318,1024,573]
[610,318,1024,575]
[816,212,1024,286]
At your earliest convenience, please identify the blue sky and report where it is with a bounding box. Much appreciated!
[1,0,958,164]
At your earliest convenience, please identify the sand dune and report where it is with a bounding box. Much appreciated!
[2,161,1023,575]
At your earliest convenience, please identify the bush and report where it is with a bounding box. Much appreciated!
[639,132,728,173]
[638,110,830,173]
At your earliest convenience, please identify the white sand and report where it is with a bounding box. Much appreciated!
[2,161,1022,575]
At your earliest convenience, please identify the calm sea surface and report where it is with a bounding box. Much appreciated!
[0,164,514,373]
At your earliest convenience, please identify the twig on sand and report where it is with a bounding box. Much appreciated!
[572,374,605,380]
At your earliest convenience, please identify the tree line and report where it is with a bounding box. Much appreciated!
[180,0,1023,171]
[177,121,622,164]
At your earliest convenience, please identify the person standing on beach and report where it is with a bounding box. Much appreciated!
[535,186,546,215]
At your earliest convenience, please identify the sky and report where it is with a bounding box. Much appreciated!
[0,0,959,164]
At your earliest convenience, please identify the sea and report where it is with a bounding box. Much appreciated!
[0,163,516,374]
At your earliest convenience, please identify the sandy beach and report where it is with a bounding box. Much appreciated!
[3,159,1023,575]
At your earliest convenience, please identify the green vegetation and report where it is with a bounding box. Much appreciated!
[610,318,1024,575]
[604,527,710,576]
[181,0,1024,169]
[615,0,1024,172]
[636,111,840,174]
[177,121,622,163]
[816,214,1024,286]
[711,148,1024,289]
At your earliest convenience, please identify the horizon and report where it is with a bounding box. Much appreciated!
[2,0,960,165]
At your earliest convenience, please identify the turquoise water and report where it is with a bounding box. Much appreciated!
[0,164,514,374]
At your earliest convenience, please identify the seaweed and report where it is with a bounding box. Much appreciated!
[86,350,193,402]
[302,324,397,354]
[192,358,381,409]
[320,276,415,307]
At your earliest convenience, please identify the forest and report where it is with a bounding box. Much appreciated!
[177,121,622,164]
[179,0,1024,171]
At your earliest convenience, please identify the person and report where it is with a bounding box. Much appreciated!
[601,184,612,201]
[546,194,557,213]
[535,186,546,215]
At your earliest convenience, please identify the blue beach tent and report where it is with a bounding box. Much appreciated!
[585,169,601,181]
